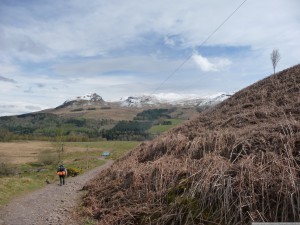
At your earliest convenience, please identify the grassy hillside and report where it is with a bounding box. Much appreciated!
[0,106,197,142]
[149,118,185,134]
[45,103,145,121]
[82,64,300,224]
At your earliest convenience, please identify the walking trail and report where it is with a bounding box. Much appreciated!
[0,160,114,225]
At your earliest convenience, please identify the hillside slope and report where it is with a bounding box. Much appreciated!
[43,93,229,120]
[82,65,300,224]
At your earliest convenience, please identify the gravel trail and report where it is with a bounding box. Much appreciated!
[0,160,114,225]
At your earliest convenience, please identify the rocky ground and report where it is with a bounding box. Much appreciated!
[0,160,114,225]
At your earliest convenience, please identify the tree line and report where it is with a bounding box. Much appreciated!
[0,108,177,142]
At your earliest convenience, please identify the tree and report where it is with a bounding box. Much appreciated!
[270,49,281,74]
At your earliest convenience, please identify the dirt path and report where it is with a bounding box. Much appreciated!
[0,160,114,225]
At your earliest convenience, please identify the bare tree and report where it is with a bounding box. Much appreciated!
[270,49,280,74]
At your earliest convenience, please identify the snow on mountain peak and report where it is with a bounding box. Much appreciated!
[75,93,103,102]
[64,93,103,103]
[152,93,201,102]
[56,93,106,109]
[119,93,231,108]
[119,95,160,107]
[58,92,231,109]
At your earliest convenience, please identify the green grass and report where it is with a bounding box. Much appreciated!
[149,119,184,134]
[0,155,104,207]
[64,141,140,160]
[0,166,57,206]
[0,177,41,205]
[0,141,140,207]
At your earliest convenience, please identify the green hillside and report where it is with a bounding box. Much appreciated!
[0,108,190,142]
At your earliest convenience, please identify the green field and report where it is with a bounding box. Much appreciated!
[64,141,140,160]
[149,119,185,134]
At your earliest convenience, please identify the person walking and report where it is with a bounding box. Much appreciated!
[57,164,67,186]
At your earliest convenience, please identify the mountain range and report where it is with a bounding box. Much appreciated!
[55,92,230,109]
[0,91,230,142]
[36,92,231,121]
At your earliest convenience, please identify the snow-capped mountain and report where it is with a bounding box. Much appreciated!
[119,93,231,108]
[56,92,231,110]
[56,93,107,109]
[119,95,162,107]
[67,93,104,102]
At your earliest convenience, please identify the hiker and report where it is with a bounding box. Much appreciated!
[57,164,67,186]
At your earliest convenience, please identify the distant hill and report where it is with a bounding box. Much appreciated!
[55,93,108,109]
[0,92,229,142]
[82,65,300,224]
[42,92,229,121]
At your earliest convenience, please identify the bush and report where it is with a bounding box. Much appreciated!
[0,162,16,176]
[67,167,82,177]
[71,108,84,112]
[162,121,172,125]
[38,150,57,165]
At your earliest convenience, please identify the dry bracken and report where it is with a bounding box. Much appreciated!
[82,64,300,224]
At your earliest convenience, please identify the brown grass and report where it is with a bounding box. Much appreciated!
[45,102,199,121]
[0,141,107,164]
[83,107,139,120]
[82,64,300,224]
[46,103,150,121]
[0,141,53,164]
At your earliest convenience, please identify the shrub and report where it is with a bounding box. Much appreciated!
[101,106,111,110]
[0,161,16,176]
[71,108,84,112]
[67,167,82,177]
[38,149,57,165]
[162,120,172,125]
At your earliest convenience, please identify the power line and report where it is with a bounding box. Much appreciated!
[151,0,248,95]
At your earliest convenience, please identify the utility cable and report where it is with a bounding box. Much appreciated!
[151,0,248,95]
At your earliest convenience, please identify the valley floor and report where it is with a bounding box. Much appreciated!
[0,160,114,225]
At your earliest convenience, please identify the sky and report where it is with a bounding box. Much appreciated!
[0,0,299,116]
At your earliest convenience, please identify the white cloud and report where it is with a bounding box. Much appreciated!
[0,64,19,74]
[0,75,16,83]
[164,36,176,47]
[192,54,216,72]
[152,93,200,101]
[53,56,187,76]
[192,53,231,72]
[0,0,299,115]
[1,0,299,68]
[0,102,44,117]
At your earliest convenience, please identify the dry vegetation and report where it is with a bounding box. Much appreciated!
[0,141,138,164]
[46,103,149,121]
[0,141,96,164]
[45,102,198,121]
[82,64,300,224]
[0,141,53,164]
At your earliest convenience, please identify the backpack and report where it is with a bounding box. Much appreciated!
[57,165,64,171]
[57,165,66,175]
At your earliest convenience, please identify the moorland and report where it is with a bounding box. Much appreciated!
[82,64,300,224]
[1,65,299,224]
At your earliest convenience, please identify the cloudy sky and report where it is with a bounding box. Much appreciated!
[0,0,299,116]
